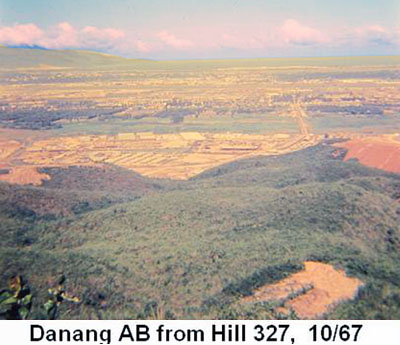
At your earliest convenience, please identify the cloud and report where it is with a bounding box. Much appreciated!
[353,25,396,46]
[196,20,330,53]
[42,22,79,48]
[0,23,44,46]
[157,30,194,49]
[135,39,152,53]
[0,22,126,51]
[219,33,266,50]
[279,19,328,45]
[80,26,125,50]
[82,26,125,41]
[0,20,398,58]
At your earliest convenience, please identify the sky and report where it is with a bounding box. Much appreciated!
[0,0,399,59]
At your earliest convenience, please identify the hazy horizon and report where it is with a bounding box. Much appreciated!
[3,45,400,62]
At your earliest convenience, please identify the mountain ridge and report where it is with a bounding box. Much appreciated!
[1,45,400,69]
[0,46,152,69]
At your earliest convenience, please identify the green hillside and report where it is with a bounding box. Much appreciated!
[1,143,399,319]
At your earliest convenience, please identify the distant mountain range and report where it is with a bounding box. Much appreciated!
[1,45,400,69]
[0,45,152,69]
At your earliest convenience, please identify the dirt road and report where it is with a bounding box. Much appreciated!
[292,100,311,136]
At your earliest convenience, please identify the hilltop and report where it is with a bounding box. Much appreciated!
[1,143,399,319]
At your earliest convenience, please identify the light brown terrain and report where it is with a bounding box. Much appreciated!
[0,105,320,183]
[0,138,21,162]
[0,129,51,185]
[17,131,320,180]
[335,134,400,174]
[0,166,50,185]
[242,261,363,319]
[1,61,400,185]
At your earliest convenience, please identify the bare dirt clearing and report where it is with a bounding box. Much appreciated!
[242,261,363,319]
[335,134,400,174]
[0,129,53,185]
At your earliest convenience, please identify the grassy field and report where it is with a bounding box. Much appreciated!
[309,114,400,134]
[57,115,299,136]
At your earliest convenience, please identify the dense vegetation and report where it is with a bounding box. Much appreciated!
[0,143,399,319]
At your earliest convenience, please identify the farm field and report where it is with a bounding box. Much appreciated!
[0,47,399,320]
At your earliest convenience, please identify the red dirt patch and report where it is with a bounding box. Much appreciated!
[335,134,400,174]
[242,261,363,319]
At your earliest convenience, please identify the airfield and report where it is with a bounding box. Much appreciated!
[1,48,400,186]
